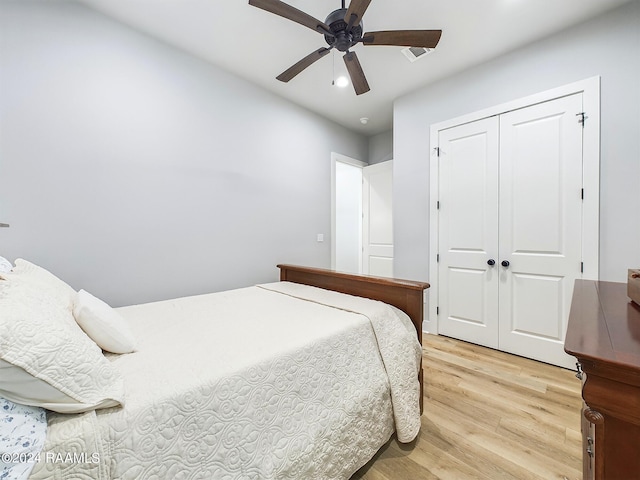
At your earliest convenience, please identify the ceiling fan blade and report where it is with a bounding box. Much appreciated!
[249,0,331,34]
[343,51,370,96]
[362,30,442,48]
[344,0,372,29]
[276,48,332,83]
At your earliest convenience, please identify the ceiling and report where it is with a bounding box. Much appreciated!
[76,0,633,135]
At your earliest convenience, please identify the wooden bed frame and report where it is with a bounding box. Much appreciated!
[278,264,430,412]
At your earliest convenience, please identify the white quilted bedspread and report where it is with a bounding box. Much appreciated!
[29,283,421,480]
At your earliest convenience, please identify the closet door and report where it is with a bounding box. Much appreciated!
[436,94,583,368]
[438,117,500,348]
[498,94,583,368]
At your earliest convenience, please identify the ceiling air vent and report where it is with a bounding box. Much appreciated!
[401,46,433,63]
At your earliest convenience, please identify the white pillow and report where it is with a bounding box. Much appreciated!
[74,289,137,354]
[0,256,12,273]
[0,396,47,480]
[0,262,124,413]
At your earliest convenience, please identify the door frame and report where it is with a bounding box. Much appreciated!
[427,76,600,335]
[331,152,366,271]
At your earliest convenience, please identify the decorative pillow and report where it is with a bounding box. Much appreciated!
[0,263,124,414]
[0,396,47,480]
[73,289,137,354]
[11,258,76,311]
[0,256,12,274]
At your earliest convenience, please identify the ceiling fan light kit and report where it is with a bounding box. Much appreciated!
[334,75,350,88]
[248,0,442,95]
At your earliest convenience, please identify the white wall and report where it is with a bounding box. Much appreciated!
[0,1,367,306]
[394,0,640,283]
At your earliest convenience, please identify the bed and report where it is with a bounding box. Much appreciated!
[0,261,429,480]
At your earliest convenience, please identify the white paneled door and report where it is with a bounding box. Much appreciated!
[498,95,583,367]
[438,117,500,348]
[363,161,394,277]
[438,94,584,368]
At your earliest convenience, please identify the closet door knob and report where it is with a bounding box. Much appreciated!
[487,259,495,266]
[501,260,510,267]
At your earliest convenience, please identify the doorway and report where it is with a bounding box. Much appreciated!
[331,154,394,277]
[333,156,364,274]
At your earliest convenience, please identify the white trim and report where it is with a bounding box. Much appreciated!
[428,76,601,335]
[427,140,440,335]
[332,152,367,169]
[331,152,366,270]
[580,78,600,281]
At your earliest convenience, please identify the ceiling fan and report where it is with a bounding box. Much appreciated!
[248,0,442,95]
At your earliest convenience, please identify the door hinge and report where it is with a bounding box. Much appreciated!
[581,188,584,200]
[433,147,441,157]
[436,254,440,263]
[437,201,440,210]
[436,306,439,315]
[581,262,584,273]
[576,112,586,126]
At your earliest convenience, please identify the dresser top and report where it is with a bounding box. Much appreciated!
[565,280,640,372]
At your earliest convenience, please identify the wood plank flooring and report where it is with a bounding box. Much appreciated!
[352,334,583,480]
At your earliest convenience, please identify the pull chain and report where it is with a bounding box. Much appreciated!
[331,50,336,86]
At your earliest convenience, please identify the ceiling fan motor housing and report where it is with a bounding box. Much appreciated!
[324,8,363,52]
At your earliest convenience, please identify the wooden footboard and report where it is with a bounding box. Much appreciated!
[277,264,429,413]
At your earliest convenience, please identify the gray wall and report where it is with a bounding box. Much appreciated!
[0,1,368,306]
[393,0,640,284]
[368,130,393,165]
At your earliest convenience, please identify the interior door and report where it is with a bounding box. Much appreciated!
[362,161,394,277]
[438,117,500,348]
[498,94,583,368]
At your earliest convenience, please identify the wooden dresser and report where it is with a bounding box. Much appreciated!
[565,280,640,480]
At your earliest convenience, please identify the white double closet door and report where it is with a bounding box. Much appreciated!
[438,93,583,369]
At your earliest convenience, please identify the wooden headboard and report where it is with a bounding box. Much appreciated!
[277,264,430,413]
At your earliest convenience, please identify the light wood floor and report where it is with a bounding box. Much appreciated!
[352,334,583,480]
